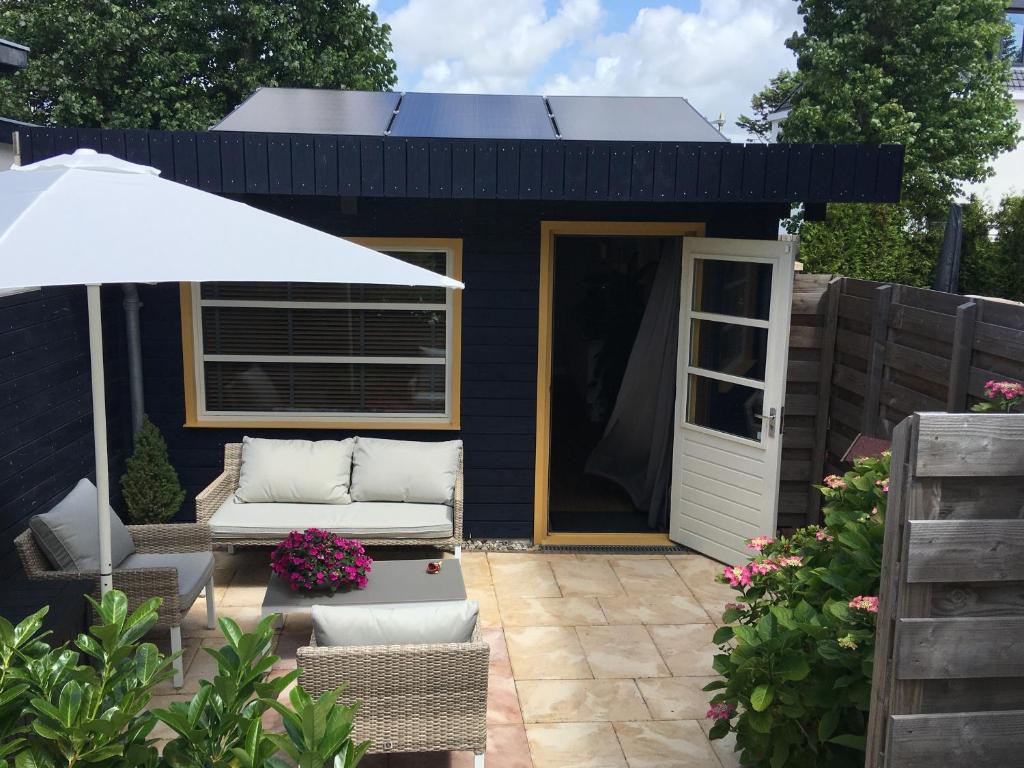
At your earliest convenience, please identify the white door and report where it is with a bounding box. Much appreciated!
[670,237,795,564]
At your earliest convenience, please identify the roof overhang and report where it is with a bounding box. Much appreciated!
[0,38,28,74]
[15,125,904,205]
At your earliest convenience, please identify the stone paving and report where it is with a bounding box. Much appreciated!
[149,549,743,768]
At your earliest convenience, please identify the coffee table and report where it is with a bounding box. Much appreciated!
[261,558,467,621]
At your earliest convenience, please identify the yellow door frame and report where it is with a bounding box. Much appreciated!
[534,221,706,546]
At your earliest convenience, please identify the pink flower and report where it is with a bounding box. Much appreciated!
[723,565,751,587]
[848,596,879,613]
[746,535,774,553]
[777,556,802,567]
[750,560,779,575]
[724,602,744,612]
[815,529,834,542]
[706,703,735,721]
[824,475,846,489]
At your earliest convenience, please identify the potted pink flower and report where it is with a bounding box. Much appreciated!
[270,528,373,593]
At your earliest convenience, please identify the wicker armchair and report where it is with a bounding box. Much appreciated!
[297,623,489,766]
[196,442,465,556]
[15,523,215,688]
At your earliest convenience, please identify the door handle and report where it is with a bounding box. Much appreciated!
[755,407,777,438]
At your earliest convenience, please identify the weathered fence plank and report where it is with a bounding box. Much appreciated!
[885,711,1024,768]
[906,519,1024,583]
[895,617,1024,678]
[915,413,1024,476]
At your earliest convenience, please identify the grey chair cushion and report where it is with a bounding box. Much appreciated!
[350,438,461,504]
[312,600,478,647]
[29,478,136,571]
[208,499,453,540]
[118,551,215,608]
[237,437,355,504]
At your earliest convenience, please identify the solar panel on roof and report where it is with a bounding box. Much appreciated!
[213,88,400,135]
[389,93,556,140]
[547,95,727,142]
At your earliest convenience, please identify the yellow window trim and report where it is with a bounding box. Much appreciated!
[534,221,706,545]
[181,236,463,430]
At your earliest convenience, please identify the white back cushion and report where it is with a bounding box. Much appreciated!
[350,438,461,503]
[29,478,136,571]
[312,600,478,647]
[236,437,354,504]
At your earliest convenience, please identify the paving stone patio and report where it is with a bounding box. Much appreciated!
[149,548,743,768]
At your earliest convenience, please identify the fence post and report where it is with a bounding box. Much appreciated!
[808,276,842,517]
[861,284,893,436]
[945,301,977,412]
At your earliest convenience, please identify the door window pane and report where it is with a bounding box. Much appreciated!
[686,374,764,441]
[689,319,768,381]
[692,258,772,320]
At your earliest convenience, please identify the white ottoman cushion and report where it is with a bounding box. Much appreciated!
[312,600,478,647]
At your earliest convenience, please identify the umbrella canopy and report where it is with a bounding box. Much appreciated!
[0,150,463,614]
[0,149,463,290]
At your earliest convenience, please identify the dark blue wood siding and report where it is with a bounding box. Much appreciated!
[1,286,129,631]
[138,197,784,539]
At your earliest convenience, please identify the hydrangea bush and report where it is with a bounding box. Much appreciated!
[705,453,889,767]
[271,528,373,592]
[971,379,1024,412]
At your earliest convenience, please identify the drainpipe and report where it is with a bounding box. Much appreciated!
[122,284,145,436]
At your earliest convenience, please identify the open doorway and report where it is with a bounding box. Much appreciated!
[547,234,682,533]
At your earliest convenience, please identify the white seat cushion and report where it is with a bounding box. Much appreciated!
[312,600,478,647]
[209,498,453,540]
[119,551,215,607]
[350,437,461,504]
[236,437,355,504]
[29,478,136,571]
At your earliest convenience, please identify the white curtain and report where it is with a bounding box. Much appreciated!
[584,244,680,529]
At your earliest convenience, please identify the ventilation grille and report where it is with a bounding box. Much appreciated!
[540,544,690,555]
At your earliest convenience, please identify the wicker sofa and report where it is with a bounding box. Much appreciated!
[196,438,464,556]
[297,615,488,765]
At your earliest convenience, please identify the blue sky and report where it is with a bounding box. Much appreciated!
[367,0,800,138]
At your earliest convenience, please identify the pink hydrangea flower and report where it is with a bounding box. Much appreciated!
[723,565,751,587]
[746,535,774,553]
[848,595,879,613]
[824,475,846,489]
[875,478,889,493]
[777,555,802,567]
[706,702,735,721]
[750,560,779,575]
[815,529,834,542]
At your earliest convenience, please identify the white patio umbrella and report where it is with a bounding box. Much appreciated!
[0,149,463,595]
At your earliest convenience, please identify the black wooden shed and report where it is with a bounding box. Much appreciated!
[7,89,903,562]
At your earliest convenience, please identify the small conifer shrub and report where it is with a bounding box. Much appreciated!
[120,415,185,523]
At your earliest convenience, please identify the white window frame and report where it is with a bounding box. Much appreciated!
[183,239,461,429]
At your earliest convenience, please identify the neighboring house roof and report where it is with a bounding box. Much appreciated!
[0,38,28,74]
[1012,67,1024,91]
[213,88,729,143]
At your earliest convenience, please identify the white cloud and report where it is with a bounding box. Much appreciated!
[541,0,800,138]
[385,0,603,93]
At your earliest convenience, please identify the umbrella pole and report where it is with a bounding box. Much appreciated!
[87,284,113,596]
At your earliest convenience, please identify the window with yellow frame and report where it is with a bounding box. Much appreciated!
[180,238,462,429]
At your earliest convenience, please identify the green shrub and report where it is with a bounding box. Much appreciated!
[706,453,889,767]
[0,591,368,768]
[120,415,186,524]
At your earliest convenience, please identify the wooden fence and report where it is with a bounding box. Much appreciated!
[864,412,1024,767]
[781,275,1024,528]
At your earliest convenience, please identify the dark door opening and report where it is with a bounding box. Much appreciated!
[548,234,680,533]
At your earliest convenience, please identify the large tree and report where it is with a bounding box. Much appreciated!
[741,0,1018,284]
[0,1,397,131]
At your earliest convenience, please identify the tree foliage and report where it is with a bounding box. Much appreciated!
[960,195,1024,300]
[773,0,1017,212]
[0,0,397,130]
[796,203,941,287]
[735,70,801,143]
